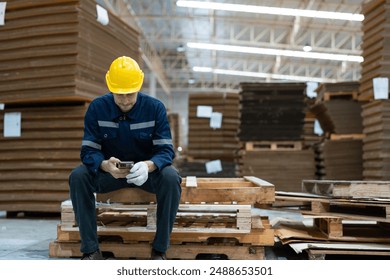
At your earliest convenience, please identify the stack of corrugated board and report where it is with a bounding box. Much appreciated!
[358,0,390,101]
[182,93,240,177]
[49,176,276,260]
[0,0,141,104]
[0,0,141,214]
[236,82,316,192]
[310,82,364,180]
[361,100,390,180]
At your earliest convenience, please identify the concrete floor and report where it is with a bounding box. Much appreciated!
[0,211,66,260]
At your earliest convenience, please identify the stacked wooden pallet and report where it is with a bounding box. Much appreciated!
[310,82,364,180]
[0,0,141,214]
[361,100,390,180]
[358,0,390,101]
[49,176,276,260]
[274,180,390,259]
[236,82,316,192]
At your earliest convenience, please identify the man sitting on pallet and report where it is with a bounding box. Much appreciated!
[69,56,182,260]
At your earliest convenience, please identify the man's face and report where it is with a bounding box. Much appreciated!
[113,92,138,113]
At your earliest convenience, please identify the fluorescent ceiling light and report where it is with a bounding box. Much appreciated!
[187,42,363,63]
[193,66,336,83]
[176,1,364,21]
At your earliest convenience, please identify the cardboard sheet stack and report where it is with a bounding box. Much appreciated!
[236,82,316,192]
[0,0,141,214]
[178,93,240,177]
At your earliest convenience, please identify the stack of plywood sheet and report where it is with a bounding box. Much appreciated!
[361,100,390,180]
[358,0,390,101]
[0,0,141,214]
[0,0,141,104]
[49,176,276,260]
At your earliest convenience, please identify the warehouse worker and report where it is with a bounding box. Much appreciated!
[69,56,182,260]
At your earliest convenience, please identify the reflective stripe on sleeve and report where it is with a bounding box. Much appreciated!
[82,140,102,150]
[153,139,173,145]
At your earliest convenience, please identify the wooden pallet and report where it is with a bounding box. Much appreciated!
[49,240,266,260]
[59,199,274,246]
[96,176,275,205]
[275,191,390,222]
[302,179,390,199]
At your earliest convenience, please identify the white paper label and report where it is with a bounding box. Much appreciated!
[0,2,6,26]
[205,160,222,174]
[314,119,323,136]
[0,103,4,110]
[373,77,389,100]
[4,112,21,137]
[196,105,212,118]
[96,5,109,26]
[210,112,222,129]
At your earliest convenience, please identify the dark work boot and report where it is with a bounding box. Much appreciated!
[81,249,104,260]
[150,248,167,260]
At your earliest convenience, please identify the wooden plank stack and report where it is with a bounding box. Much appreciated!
[0,0,141,214]
[49,176,276,260]
[236,82,316,192]
[361,100,390,180]
[358,0,390,101]
[273,180,390,259]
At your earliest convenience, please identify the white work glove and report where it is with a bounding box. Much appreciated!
[126,161,149,186]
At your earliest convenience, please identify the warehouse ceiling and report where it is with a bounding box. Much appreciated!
[99,0,369,95]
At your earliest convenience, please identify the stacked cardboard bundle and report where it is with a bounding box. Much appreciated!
[180,93,240,177]
[0,0,141,104]
[236,82,316,192]
[361,100,390,180]
[358,0,390,101]
[0,104,87,212]
[0,0,141,214]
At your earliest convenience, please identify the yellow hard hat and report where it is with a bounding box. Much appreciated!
[105,56,144,94]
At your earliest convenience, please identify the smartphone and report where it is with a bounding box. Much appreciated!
[116,161,134,169]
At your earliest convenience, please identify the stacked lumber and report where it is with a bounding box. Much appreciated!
[0,0,141,104]
[0,0,141,214]
[361,100,390,180]
[236,82,316,192]
[49,176,276,260]
[0,104,87,213]
[359,0,390,101]
[168,112,180,151]
[273,180,390,259]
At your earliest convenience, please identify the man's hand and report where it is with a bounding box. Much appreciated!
[100,157,129,179]
[126,161,149,186]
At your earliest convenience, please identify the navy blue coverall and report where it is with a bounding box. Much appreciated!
[69,92,182,254]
